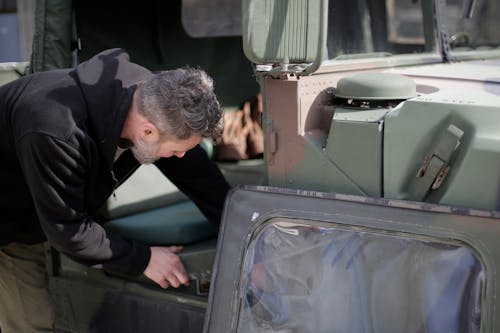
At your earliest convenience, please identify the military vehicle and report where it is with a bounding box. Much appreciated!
[2,0,500,332]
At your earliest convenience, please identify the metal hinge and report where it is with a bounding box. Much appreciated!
[410,124,464,200]
[267,119,278,165]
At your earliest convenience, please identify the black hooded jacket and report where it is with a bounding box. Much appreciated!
[0,49,230,276]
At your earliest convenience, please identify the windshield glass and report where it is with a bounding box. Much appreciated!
[327,0,435,60]
[446,0,500,51]
[181,0,242,37]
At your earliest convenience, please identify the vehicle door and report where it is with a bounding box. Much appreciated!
[205,186,497,332]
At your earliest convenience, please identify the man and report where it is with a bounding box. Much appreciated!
[0,48,230,332]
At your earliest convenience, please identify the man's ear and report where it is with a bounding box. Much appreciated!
[140,121,161,143]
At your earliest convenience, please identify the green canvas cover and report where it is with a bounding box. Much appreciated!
[30,0,73,72]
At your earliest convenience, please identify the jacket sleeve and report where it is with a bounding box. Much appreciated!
[16,132,150,277]
[154,145,231,226]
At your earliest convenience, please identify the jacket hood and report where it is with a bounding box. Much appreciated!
[74,48,153,169]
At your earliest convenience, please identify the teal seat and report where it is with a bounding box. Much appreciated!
[104,201,218,245]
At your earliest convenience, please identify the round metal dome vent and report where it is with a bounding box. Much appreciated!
[336,72,417,100]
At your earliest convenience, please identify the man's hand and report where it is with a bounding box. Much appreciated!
[144,246,190,289]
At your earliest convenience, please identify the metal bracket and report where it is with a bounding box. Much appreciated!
[189,271,212,296]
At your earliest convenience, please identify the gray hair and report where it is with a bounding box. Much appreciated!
[136,68,224,140]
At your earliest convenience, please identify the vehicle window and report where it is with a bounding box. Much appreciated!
[0,0,34,62]
[0,0,20,61]
[327,0,433,59]
[446,0,500,50]
[237,219,483,332]
[181,0,242,37]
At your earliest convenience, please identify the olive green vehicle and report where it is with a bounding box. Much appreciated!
[2,0,500,332]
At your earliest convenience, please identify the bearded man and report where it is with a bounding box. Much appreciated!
[0,48,230,332]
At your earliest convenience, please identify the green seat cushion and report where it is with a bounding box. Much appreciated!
[104,201,218,245]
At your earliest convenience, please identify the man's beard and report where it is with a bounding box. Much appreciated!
[131,138,160,164]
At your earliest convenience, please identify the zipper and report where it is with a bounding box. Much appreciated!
[110,163,141,200]
[111,170,118,200]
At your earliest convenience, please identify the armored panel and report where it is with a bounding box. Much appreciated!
[384,84,500,210]
[263,74,384,196]
[325,107,387,196]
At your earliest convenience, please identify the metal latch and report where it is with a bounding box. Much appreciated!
[189,271,212,296]
[410,124,464,200]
